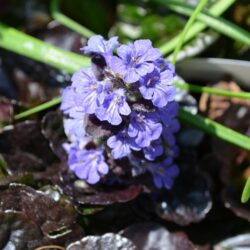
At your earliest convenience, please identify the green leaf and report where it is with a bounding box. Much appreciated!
[178,108,250,151]
[157,0,236,55]
[165,1,250,45]
[0,23,89,74]
[241,176,250,203]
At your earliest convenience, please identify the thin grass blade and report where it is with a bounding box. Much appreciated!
[166,1,250,45]
[158,0,236,55]
[242,177,250,203]
[178,108,250,151]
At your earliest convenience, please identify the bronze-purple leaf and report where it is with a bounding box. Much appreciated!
[155,166,212,226]
[76,185,142,205]
[0,212,44,250]
[66,233,137,250]
[41,111,67,160]
[0,120,56,175]
[120,223,195,250]
[0,184,80,239]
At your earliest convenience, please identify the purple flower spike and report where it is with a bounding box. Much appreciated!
[95,89,131,125]
[139,68,176,108]
[148,157,179,189]
[110,39,161,83]
[143,139,164,161]
[68,148,109,184]
[128,112,162,147]
[107,130,140,159]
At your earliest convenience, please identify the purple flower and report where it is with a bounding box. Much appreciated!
[154,57,176,75]
[143,139,164,161]
[63,117,85,142]
[95,89,131,125]
[157,101,179,127]
[60,86,78,115]
[139,68,176,107]
[107,130,140,159]
[156,102,180,146]
[128,112,162,147]
[68,147,109,184]
[81,35,119,65]
[71,68,107,114]
[82,35,119,54]
[148,157,179,189]
[110,39,161,83]
[162,118,180,146]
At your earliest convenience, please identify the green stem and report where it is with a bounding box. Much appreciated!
[51,0,95,38]
[14,97,62,120]
[172,0,209,65]
[175,82,250,99]
[158,0,235,55]
[166,1,250,45]
[0,23,89,73]
[178,108,250,151]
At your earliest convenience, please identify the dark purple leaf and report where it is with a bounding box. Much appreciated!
[0,184,80,239]
[214,233,250,249]
[66,233,137,250]
[0,212,44,250]
[0,120,57,175]
[217,143,250,222]
[76,185,142,205]
[120,223,195,250]
[41,111,67,160]
[155,152,212,226]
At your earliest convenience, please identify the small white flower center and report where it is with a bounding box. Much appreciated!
[132,56,138,63]
[90,84,97,90]
[114,96,121,103]
[138,114,145,123]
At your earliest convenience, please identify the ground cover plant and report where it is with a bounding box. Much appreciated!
[0,0,250,249]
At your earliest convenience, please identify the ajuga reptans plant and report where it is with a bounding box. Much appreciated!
[61,35,180,189]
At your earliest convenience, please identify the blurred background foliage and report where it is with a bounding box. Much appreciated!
[0,0,249,59]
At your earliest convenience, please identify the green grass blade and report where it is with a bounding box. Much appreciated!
[175,82,250,99]
[178,108,250,151]
[51,0,95,38]
[171,0,209,65]
[14,97,62,120]
[158,0,236,55]
[166,1,250,45]
[241,176,250,203]
[0,23,88,73]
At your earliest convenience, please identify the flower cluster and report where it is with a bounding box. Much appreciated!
[61,35,179,188]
